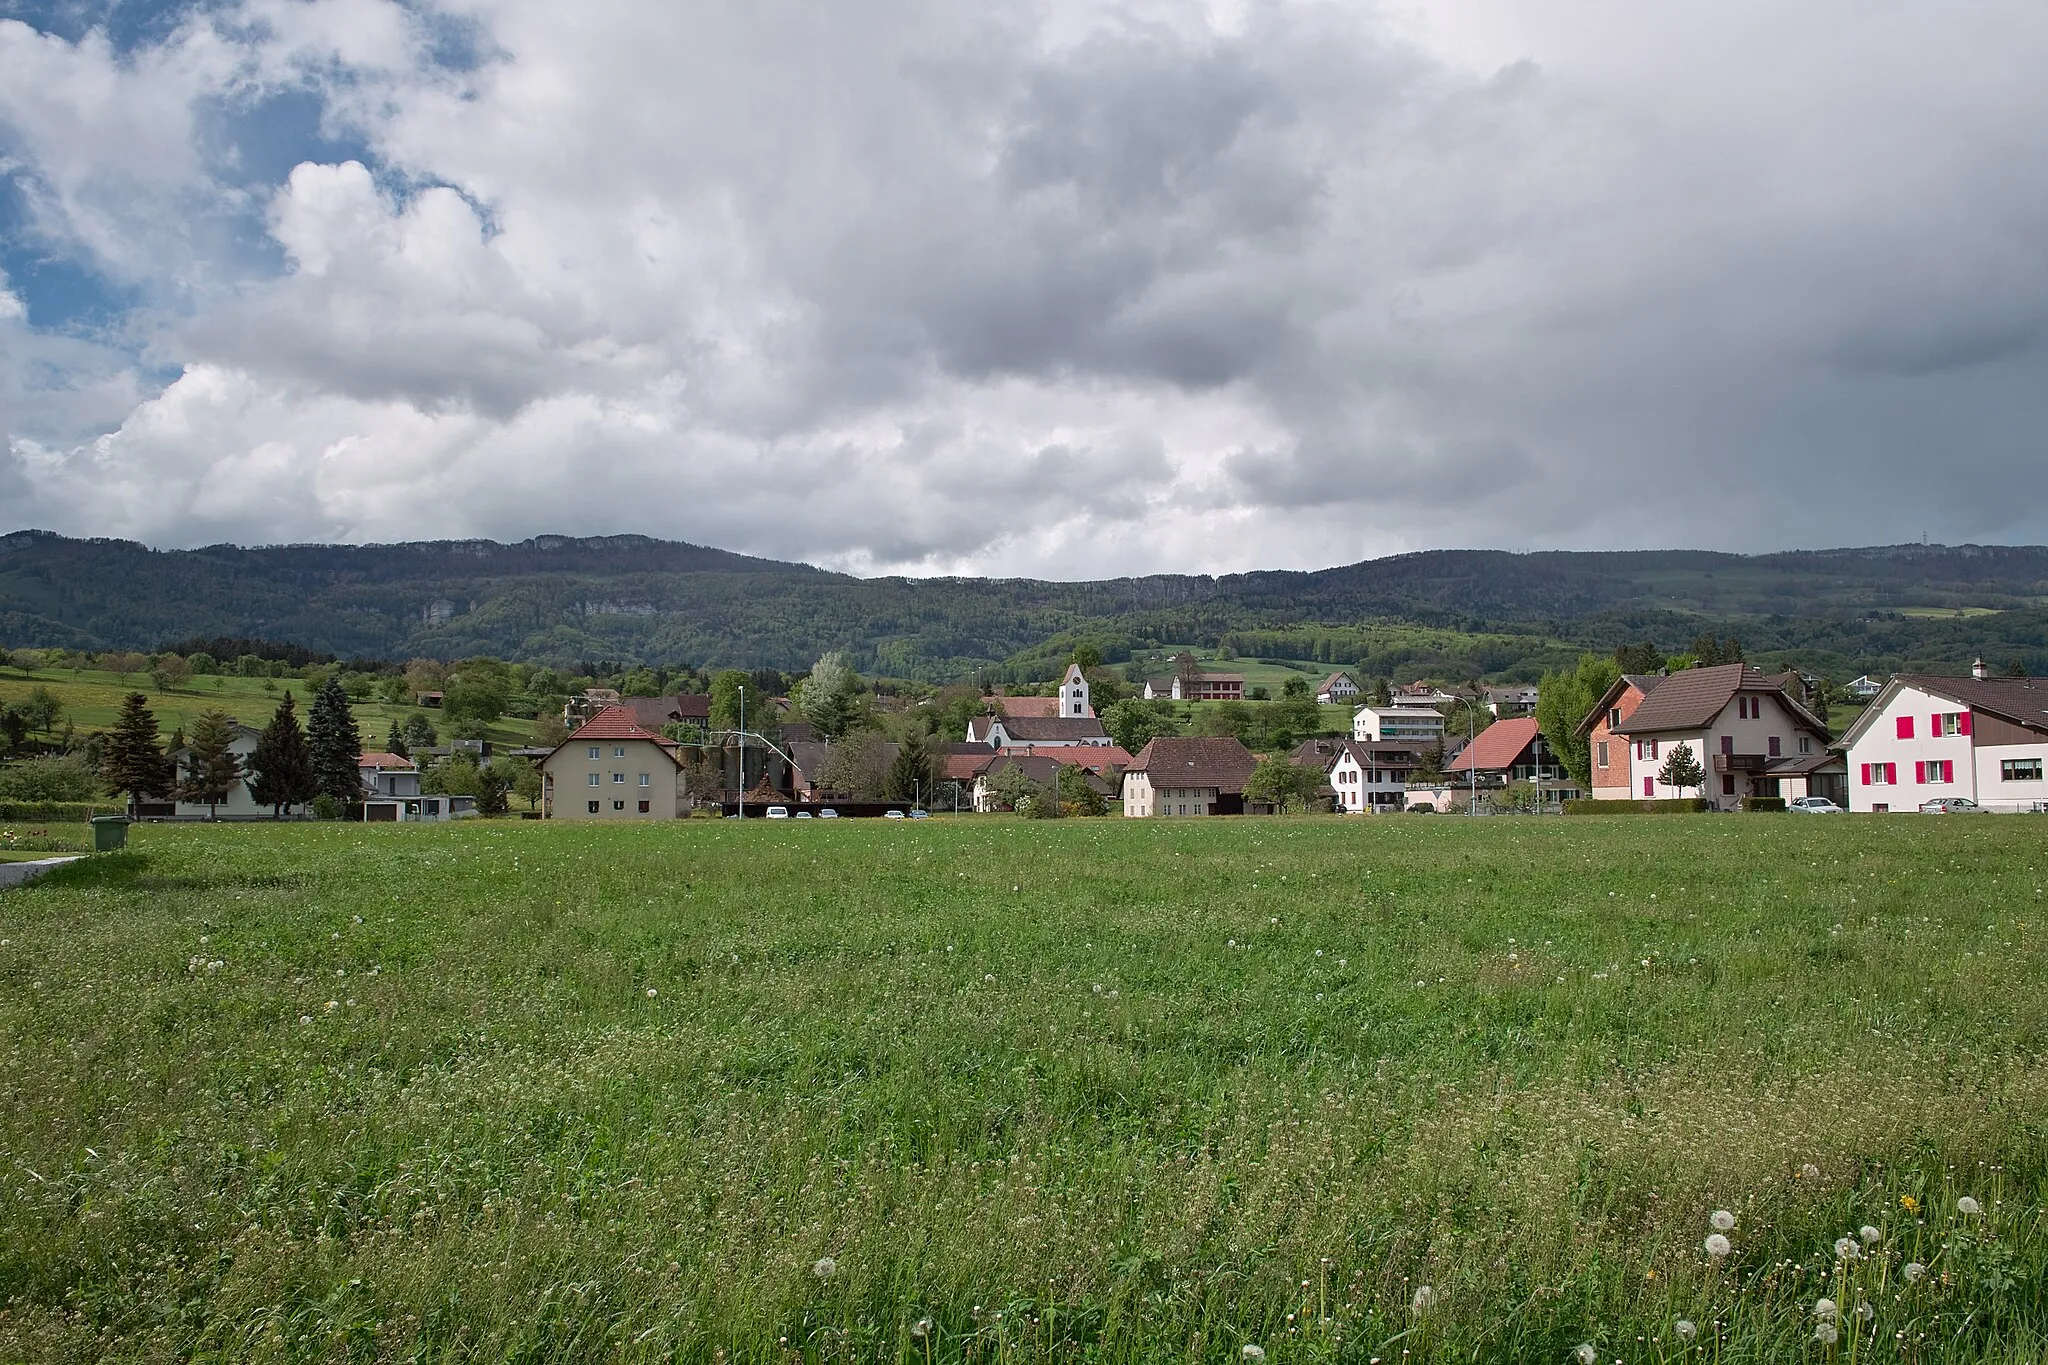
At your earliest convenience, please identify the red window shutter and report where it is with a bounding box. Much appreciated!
[1915,762,1925,783]
[1897,716,1913,739]
[1959,712,1972,736]
[1932,712,1942,736]
[1860,763,1870,785]
[1886,763,1896,784]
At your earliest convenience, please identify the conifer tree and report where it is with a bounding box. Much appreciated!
[102,691,172,812]
[248,692,315,818]
[178,708,243,819]
[308,676,363,807]
[385,718,408,758]
[884,730,935,804]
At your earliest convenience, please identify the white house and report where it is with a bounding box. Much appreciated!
[1316,672,1360,705]
[982,716,1113,748]
[1609,663,1835,810]
[1295,737,1418,813]
[1121,737,1258,817]
[1353,703,1446,745]
[1836,665,2048,812]
[1844,675,1883,701]
[170,722,264,817]
[1482,684,1540,716]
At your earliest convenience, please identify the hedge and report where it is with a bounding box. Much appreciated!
[1563,798,1715,816]
[1741,796,1788,812]
[0,801,115,823]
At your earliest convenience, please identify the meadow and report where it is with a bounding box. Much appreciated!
[0,816,2044,1362]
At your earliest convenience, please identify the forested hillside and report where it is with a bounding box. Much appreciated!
[2,530,2044,680]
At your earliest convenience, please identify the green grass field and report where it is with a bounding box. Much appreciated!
[0,666,537,749]
[2,817,2045,1362]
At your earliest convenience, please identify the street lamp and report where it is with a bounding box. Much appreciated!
[737,684,745,822]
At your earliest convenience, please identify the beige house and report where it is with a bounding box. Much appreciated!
[1121,736,1258,817]
[541,706,688,820]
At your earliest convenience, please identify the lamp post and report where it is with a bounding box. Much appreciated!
[737,685,745,822]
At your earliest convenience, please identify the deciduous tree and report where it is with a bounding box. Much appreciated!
[1537,653,1621,787]
[1658,743,1705,798]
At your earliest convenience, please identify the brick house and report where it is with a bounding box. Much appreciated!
[1607,664,1833,810]
[1576,674,1665,800]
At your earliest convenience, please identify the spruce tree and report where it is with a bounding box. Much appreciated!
[248,692,315,818]
[385,718,408,758]
[178,708,243,818]
[102,691,172,812]
[884,730,934,804]
[308,676,363,807]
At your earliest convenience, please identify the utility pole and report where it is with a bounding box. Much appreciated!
[737,685,745,822]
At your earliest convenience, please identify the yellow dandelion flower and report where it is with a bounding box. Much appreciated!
[1900,1195,1919,1213]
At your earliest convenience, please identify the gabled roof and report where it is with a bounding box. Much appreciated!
[1443,717,1541,774]
[548,705,684,768]
[1837,674,2048,748]
[1125,736,1259,794]
[993,694,1061,718]
[1318,672,1356,689]
[357,751,415,770]
[618,694,712,730]
[990,716,1107,742]
[1000,744,1132,773]
[1289,737,1418,770]
[1574,672,1664,738]
[1612,664,1827,739]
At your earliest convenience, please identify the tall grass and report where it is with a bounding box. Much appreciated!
[0,816,2043,1361]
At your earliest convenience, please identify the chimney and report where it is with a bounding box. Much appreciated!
[1973,657,1989,680]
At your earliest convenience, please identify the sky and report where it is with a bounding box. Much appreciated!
[2,0,2045,578]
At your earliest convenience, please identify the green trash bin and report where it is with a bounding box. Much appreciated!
[90,815,130,852]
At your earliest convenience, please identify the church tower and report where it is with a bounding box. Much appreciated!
[1060,663,1093,718]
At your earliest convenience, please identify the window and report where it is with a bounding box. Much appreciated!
[588,773,602,787]
[1933,712,1971,737]
[1916,760,1953,784]
[637,800,651,813]
[1609,707,1622,729]
[1596,741,1609,769]
[1722,776,1735,796]
[1768,736,1781,757]
[638,773,651,787]
[588,746,601,759]
[1799,737,1812,754]
[1873,803,1889,813]
[1861,763,1897,786]
[613,746,627,757]
[1896,716,1914,740]
[613,772,626,784]
[587,800,600,813]
[1721,735,1734,756]
[2002,758,2043,781]
[613,800,625,811]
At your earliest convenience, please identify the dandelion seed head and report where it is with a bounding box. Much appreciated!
[812,1257,836,1278]
[1410,1285,1435,1313]
[1957,1196,1981,1215]
[1574,1345,1597,1365]
[1704,1234,1731,1259]
[1813,1323,1838,1346]
[1710,1209,1735,1231]
[1674,1320,1698,1343]
[1859,1225,1881,1245]
[1242,1346,1266,1362]
[1800,1163,1822,1180]
[1903,1262,1927,1283]
[1835,1236,1861,1260]
[1814,1299,1838,1321]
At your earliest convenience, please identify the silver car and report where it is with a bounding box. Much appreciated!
[1787,796,1843,813]
[1918,797,1981,814]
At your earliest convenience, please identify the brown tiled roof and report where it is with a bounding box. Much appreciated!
[1574,673,1664,737]
[1893,675,2048,736]
[357,751,415,770]
[1317,672,1355,692]
[618,694,712,730]
[1443,717,1541,774]
[1612,664,1825,738]
[551,706,684,767]
[943,750,997,781]
[1001,744,1133,773]
[1127,736,1259,794]
[1289,737,1417,771]
[993,694,1061,718]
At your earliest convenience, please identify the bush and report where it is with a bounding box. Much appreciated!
[0,800,110,821]
[1741,796,1788,812]
[309,793,348,821]
[1563,798,1715,815]
[0,755,101,803]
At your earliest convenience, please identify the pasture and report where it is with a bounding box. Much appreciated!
[0,815,2044,1361]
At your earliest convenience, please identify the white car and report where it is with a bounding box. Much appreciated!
[883,809,907,819]
[817,809,839,819]
[1787,796,1843,813]
[764,806,790,819]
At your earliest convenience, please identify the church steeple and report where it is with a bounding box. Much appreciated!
[1060,663,1092,718]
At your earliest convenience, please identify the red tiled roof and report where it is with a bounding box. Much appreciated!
[1443,717,1540,774]
[563,706,681,747]
[944,751,997,780]
[357,751,415,770]
[994,695,1061,718]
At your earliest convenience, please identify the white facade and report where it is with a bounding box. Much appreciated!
[983,718,1112,748]
[1353,704,1446,745]
[1121,770,1219,817]
[171,726,265,817]
[1840,681,2048,812]
[1327,747,1411,813]
[1625,692,1827,809]
[543,736,687,819]
[1059,664,1093,719]
[1316,673,1360,704]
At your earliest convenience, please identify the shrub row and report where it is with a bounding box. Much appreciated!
[1740,796,1788,812]
[1562,798,1714,815]
[0,800,114,822]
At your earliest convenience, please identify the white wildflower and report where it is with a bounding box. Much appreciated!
[1674,1319,1698,1343]
[1574,1344,1597,1365]
[1411,1284,1435,1313]
[1859,1225,1881,1245]
[1903,1262,1926,1283]
[1704,1233,1731,1259]
[646,988,657,997]
[911,1319,932,1339]
[1957,1196,1981,1215]
[1242,1347,1266,1362]
[1710,1209,1736,1231]
[812,1256,836,1278]
[1813,1322,1838,1345]
[1813,1299,1838,1322]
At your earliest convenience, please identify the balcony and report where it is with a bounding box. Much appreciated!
[1712,752,1770,774]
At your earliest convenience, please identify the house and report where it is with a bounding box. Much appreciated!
[1353,703,1447,745]
[358,753,478,822]
[1609,663,1833,810]
[539,706,689,819]
[1482,684,1540,716]
[564,688,625,726]
[982,715,1113,748]
[1141,655,1246,702]
[1394,681,1459,707]
[169,721,264,817]
[1837,662,2048,813]
[1121,736,1259,817]
[414,690,444,708]
[1844,675,1883,701]
[1577,674,1665,801]
[618,693,713,739]
[1316,672,1360,705]
[1439,717,1582,802]
[1292,737,1418,813]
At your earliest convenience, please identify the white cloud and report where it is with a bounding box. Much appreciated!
[2,0,2047,575]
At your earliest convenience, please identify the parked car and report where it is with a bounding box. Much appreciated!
[794,811,814,820]
[1788,796,1844,813]
[883,809,907,820]
[1918,797,1982,814]
[765,806,790,819]
[1406,804,1435,814]
[909,810,930,820]
[817,809,839,819]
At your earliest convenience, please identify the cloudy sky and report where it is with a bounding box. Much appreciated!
[2,0,2045,577]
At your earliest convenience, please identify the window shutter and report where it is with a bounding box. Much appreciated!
[1959,712,1973,736]
[1897,716,1913,739]
[1915,762,1925,784]
[1886,763,1896,784]
[1860,763,1870,785]
[1932,713,1943,736]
